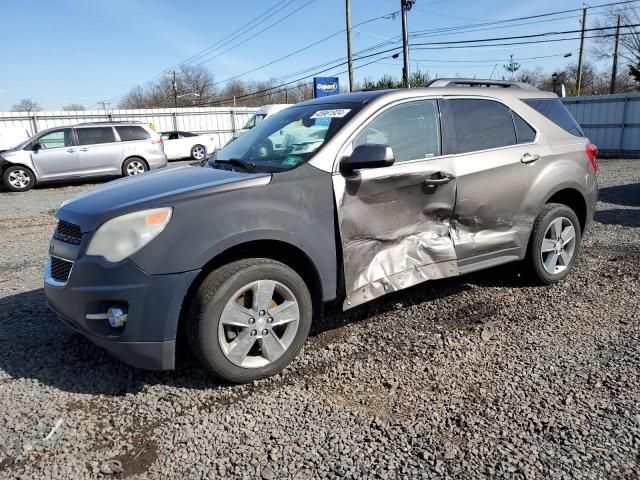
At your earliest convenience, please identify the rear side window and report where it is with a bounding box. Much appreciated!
[512,112,537,143]
[115,126,151,141]
[77,127,115,145]
[449,99,516,153]
[523,99,584,137]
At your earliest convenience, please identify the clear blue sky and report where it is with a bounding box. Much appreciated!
[0,0,619,110]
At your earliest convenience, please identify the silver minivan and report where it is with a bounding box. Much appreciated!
[0,122,167,192]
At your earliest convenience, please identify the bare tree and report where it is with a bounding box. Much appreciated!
[11,98,41,113]
[62,103,86,111]
[594,6,640,88]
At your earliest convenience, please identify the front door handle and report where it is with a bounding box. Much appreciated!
[521,153,541,164]
[66,149,75,153]
[424,172,454,186]
[79,148,89,152]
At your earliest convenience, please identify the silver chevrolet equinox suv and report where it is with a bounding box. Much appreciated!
[0,122,167,191]
[44,79,598,383]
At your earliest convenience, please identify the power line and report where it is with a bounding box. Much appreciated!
[410,23,640,46]
[101,0,311,104]
[411,31,639,50]
[210,11,398,88]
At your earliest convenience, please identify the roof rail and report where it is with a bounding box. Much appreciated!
[75,121,143,126]
[425,78,538,90]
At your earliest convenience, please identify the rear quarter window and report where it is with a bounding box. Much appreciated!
[523,99,584,137]
[115,126,151,141]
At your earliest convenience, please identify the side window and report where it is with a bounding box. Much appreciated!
[449,99,516,154]
[37,128,73,149]
[77,127,116,146]
[353,100,441,163]
[512,112,536,144]
[115,126,151,141]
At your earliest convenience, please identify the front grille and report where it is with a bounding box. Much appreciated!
[54,220,82,245]
[50,257,73,283]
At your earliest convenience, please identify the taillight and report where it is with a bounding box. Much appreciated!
[152,137,163,145]
[586,142,598,172]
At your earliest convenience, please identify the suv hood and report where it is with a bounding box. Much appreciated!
[58,166,271,232]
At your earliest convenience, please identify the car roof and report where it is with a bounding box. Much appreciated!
[297,83,557,107]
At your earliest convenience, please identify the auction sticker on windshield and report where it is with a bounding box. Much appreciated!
[310,109,351,119]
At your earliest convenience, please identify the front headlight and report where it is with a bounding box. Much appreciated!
[86,208,172,263]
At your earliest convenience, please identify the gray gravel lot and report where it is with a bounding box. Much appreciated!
[0,160,638,479]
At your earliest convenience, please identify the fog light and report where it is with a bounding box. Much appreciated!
[107,307,127,328]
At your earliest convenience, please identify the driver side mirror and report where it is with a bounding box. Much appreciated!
[32,142,42,152]
[341,144,395,175]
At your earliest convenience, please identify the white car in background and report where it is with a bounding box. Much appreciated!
[161,131,217,161]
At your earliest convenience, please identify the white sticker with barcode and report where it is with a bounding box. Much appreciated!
[310,109,351,119]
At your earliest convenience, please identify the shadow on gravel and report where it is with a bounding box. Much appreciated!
[0,264,529,395]
[598,183,640,207]
[595,209,640,228]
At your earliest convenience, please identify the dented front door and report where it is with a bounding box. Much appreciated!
[332,99,458,309]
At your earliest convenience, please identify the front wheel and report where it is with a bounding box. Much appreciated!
[525,203,582,284]
[122,157,148,177]
[187,258,312,383]
[3,165,35,192]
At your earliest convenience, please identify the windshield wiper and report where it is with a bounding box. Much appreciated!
[214,158,256,172]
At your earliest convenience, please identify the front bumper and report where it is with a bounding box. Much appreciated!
[44,256,200,370]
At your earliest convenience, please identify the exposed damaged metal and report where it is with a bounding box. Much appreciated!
[333,158,459,309]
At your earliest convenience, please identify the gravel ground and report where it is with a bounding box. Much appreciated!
[0,160,638,479]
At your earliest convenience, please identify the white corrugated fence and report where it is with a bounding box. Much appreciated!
[0,106,258,150]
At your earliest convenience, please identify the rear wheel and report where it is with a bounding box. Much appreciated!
[525,203,582,284]
[191,144,206,161]
[122,157,148,177]
[3,165,35,192]
[187,258,312,383]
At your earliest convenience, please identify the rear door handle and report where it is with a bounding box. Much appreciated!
[521,153,541,164]
[79,148,89,152]
[424,172,454,186]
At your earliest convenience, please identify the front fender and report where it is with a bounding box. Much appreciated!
[129,164,339,301]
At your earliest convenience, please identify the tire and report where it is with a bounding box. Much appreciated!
[187,258,313,383]
[525,203,582,284]
[2,165,35,192]
[122,157,148,177]
[191,144,206,161]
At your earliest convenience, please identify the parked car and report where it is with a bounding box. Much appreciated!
[45,79,598,383]
[161,130,217,161]
[0,122,167,192]
[224,104,293,148]
[0,127,31,152]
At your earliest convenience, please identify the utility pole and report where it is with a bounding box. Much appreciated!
[577,7,587,96]
[610,15,621,95]
[346,0,354,92]
[401,0,413,88]
[172,70,178,108]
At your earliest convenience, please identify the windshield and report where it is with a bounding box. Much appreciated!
[214,102,361,172]
[242,113,267,130]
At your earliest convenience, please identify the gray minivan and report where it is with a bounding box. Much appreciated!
[0,122,167,191]
[44,80,598,383]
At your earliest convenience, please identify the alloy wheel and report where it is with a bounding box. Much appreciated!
[218,279,300,368]
[7,169,31,189]
[192,146,205,160]
[540,216,577,275]
[126,160,145,176]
